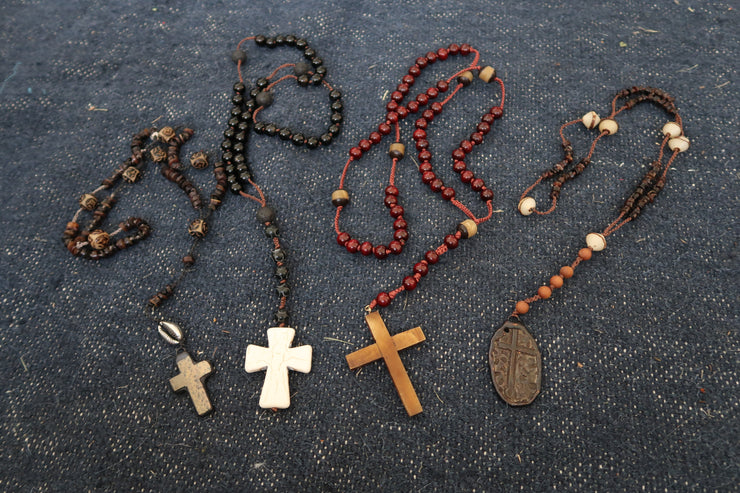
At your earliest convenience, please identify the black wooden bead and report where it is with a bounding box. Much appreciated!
[275,266,289,280]
[256,91,273,107]
[230,106,242,117]
[311,57,323,67]
[232,94,244,105]
[310,73,323,85]
[265,124,278,136]
[232,142,244,153]
[265,37,276,48]
[255,35,267,46]
[275,35,286,45]
[329,89,342,100]
[228,117,240,128]
[237,121,250,132]
[295,38,307,49]
[222,151,234,163]
[331,112,343,124]
[272,248,286,262]
[294,62,311,76]
[221,139,233,151]
[274,309,289,324]
[256,78,269,89]
[235,131,247,143]
[291,133,305,146]
[230,182,243,194]
[253,122,266,134]
[265,224,279,238]
[244,99,256,112]
[329,124,341,136]
[279,128,292,140]
[224,128,236,139]
[233,153,246,164]
[224,163,236,174]
[285,35,296,45]
[303,47,316,59]
[297,74,310,87]
[306,137,320,149]
[256,206,276,224]
[331,101,343,112]
[276,283,291,297]
[320,133,333,145]
[231,49,247,64]
[315,66,327,76]
[233,82,246,94]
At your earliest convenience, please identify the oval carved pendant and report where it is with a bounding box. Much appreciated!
[489,319,542,406]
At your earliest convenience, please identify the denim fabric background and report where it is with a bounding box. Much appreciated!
[1,0,737,491]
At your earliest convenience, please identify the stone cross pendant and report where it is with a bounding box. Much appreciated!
[244,327,312,409]
[169,350,214,416]
[346,311,426,416]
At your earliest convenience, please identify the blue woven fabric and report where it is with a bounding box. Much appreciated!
[1,0,737,490]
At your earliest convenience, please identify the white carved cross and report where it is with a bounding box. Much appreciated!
[244,327,312,409]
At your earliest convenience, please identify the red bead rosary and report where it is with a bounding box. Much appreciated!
[336,43,505,415]
[490,86,690,407]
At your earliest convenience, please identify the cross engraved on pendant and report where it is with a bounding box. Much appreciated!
[169,351,214,416]
[346,311,426,416]
[245,327,312,409]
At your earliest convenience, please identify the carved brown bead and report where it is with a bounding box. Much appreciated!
[188,219,208,238]
[88,230,110,250]
[150,147,167,162]
[190,151,209,169]
[78,193,98,211]
[122,166,141,183]
[157,126,176,142]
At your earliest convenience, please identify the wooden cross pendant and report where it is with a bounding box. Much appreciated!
[169,351,214,416]
[346,311,426,416]
[245,327,312,409]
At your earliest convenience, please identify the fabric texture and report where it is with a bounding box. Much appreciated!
[0,0,737,491]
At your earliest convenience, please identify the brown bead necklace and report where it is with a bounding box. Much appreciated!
[490,86,690,406]
[63,125,227,415]
[333,43,505,416]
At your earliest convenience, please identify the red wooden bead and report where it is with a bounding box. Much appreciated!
[419,161,433,173]
[390,205,404,218]
[460,43,471,55]
[477,122,491,134]
[376,292,391,307]
[436,80,449,92]
[345,238,360,253]
[394,229,409,242]
[369,131,382,144]
[426,87,439,99]
[391,91,404,102]
[416,93,428,106]
[480,188,494,201]
[425,250,439,264]
[397,83,409,95]
[422,171,436,184]
[337,232,350,245]
[402,74,415,85]
[441,187,455,200]
[425,51,437,63]
[461,170,474,183]
[481,113,495,124]
[460,140,473,153]
[350,147,363,159]
[403,276,418,291]
[407,101,420,113]
[378,123,392,135]
[386,100,398,112]
[415,57,428,69]
[436,47,449,60]
[359,139,372,151]
[415,139,429,151]
[389,240,404,254]
[448,43,460,55]
[412,129,427,141]
[393,218,408,230]
[470,132,483,145]
[387,111,399,123]
[452,149,466,161]
[453,160,466,173]
[471,178,485,191]
[430,102,442,114]
[359,241,374,256]
[444,234,459,249]
[397,106,409,119]
[413,262,429,276]
[374,245,389,259]
[490,106,504,119]
[418,150,432,161]
[384,195,398,208]
[421,109,434,120]
[430,179,443,192]
[415,118,428,129]
[409,65,421,77]
[385,185,399,196]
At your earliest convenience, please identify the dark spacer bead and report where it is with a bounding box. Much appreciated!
[256,206,276,224]
[274,309,289,324]
[231,49,247,64]
[275,266,289,280]
[264,224,279,238]
[183,255,195,266]
[272,248,286,262]
[256,91,273,107]
[276,283,291,297]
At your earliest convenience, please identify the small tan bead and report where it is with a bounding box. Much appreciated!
[122,166,141,183]
[578,247,593,261]
[662,122,682,138]
[585,232,606,252]
[190,151,209,169]
[79,193,98,211]
[478,66,496,83]
[458,71,474,84]
[457,219,478,239]
[668,135,690,153]
[582,111,601,130]
[88,230,110,250]
[538,286,552,299]
[598,119,619,135]
[331,189,350,207]
[560,266,574,279]
[389,143,405,159]
[518,197,537,216]
[188,219,208,238]
[150,147,167,162]
[550,275,564,289]
[157,126,176,142]
[515,301,530,315]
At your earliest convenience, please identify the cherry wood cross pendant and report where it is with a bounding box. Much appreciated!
[346,311,426,416]
[169,351,214,416]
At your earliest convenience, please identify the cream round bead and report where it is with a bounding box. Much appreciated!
[582,111,601,130]
[598,119,619,135]
[668,135,690,153]
[518,197,537,216]
[478,66,496,83]
[662,122,682,138]
[585,233,606,252]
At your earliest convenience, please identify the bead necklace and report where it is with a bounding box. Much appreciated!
[490,86,690,406]
[228,34,343,409]
[63,126,227,415]
[334,43,505,415]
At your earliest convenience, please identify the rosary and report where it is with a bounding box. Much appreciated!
[333,43,505,415]
[490,86,690,406]
[63,34,341,415]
